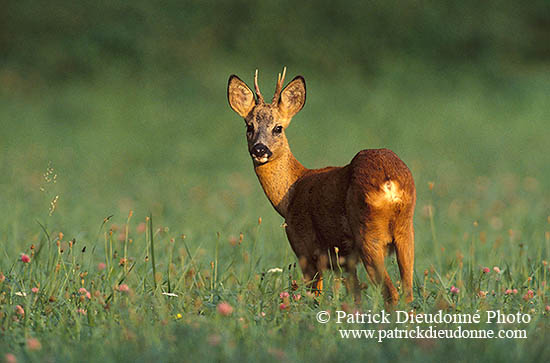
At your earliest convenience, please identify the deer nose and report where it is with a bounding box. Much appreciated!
[251,143,272,158]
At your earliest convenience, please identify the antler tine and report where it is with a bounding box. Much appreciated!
[272,66,287,104]
[254,69,264,104]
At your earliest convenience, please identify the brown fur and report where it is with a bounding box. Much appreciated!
[227,69,416,305]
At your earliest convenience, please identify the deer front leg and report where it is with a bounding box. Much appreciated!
[286,223,325,295]
[299,256,323,296]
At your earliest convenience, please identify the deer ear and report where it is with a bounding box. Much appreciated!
[228,75,255,118]
[278,76,306,119]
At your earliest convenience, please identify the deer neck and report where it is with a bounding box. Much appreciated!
[253,146,307,218]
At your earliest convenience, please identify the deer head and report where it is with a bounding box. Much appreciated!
[227,68,306,165]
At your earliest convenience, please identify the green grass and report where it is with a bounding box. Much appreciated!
[1,64,550,362]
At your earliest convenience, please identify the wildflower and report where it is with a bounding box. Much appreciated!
[175,313,183,319]
[0,273,5,283]
[77,308,87,315]
[207,334,221,346]
[26,338,41,351]
[79,287,91,299]
[228,235,238,246]
[260,311,266,317]
[15,305,24,316]
[482,267,490,274]
[279,303,288,310]
[293,294,302,301]
[450,286,460,295]
[505,289,513,295]
[493,266,501,274]
[136,222,147,233]
[217,302,233,316]
[512,288,518,294]
[478,290,487,298]
[523,289,534,301]
[118,284,130,293]
[31,287,39,294]
[279,291,290,299]
[268,348,286,360]
[4,353,17,363]
[98,262,106,271]
[267,268,283,273]
[545,305,550,312]
[21,254,30,263]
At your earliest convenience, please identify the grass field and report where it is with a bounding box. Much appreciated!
[1,63,550,361]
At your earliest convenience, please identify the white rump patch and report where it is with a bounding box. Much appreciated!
[381,180,402,203]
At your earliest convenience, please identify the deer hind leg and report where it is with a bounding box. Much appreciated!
[394,220,415,303]
[361,248,398,306]
[353,219,398,306]
[346,184,399,306]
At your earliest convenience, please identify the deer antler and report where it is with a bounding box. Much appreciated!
[272,66,287,104]
[254,69,264,104]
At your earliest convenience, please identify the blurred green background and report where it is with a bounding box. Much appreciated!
[1,0,549,260]
[2,1,550,79]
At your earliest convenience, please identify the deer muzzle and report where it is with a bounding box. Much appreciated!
[251,143,273,164]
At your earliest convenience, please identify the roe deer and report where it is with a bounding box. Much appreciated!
[227,68,416,305]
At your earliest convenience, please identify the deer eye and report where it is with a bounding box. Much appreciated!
[246,124,254,134]
[273,125,283,135]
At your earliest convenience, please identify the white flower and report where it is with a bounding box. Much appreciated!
[267,268,283,273]
[162,292,178,297]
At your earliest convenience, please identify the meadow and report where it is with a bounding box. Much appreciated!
[1,61,550,361]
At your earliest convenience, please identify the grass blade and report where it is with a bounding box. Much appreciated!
[149,213,157,290]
